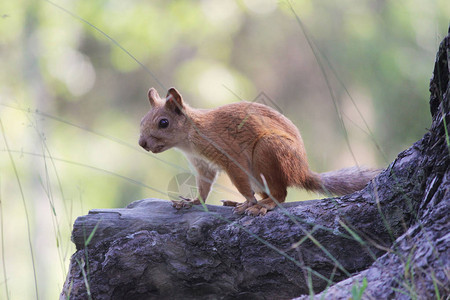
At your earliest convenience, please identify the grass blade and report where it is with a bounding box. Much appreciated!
[0,179,10,300]
[0,119,39,299]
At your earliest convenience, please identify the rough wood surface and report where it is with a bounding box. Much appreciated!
[61,30,450,300]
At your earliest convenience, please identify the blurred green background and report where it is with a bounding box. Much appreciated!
[0,0,448,298]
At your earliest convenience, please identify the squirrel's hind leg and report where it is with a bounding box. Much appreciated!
[222,162,259,214]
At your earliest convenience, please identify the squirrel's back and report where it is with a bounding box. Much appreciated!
[209,102,301,138]
[190,102,303,145]
[187,101,307,164]
[187,101,317,189]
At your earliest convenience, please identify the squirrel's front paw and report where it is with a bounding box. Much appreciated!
[171,196,201,209]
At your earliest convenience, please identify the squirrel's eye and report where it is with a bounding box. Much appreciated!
[158,118,169,129]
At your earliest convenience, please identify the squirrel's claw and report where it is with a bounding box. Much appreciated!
[171,196,201,209]
[171,199,185,209]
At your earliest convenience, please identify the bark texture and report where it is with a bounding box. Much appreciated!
[61,30,450,300]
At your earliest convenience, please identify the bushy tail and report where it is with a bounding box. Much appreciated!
[317,166,381,196]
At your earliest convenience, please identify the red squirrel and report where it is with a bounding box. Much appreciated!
[139,87,380,216]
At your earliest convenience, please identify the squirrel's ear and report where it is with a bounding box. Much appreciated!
[148,88,160,107]
[165,87,184,115]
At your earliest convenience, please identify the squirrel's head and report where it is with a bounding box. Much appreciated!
[139,87,188,153]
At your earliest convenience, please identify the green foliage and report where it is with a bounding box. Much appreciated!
[351,277,368,300]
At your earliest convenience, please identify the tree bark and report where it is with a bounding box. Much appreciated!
[61,30,450,300]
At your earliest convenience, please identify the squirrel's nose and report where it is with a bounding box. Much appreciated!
[139,137,148,150]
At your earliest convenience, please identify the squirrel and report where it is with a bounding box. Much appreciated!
[139,87,380,216]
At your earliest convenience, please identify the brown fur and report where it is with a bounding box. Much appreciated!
[139,87,381,216]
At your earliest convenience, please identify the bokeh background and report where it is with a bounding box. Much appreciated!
[0,0,448,298]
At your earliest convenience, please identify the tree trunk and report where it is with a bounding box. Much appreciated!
[61,29,450,300]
